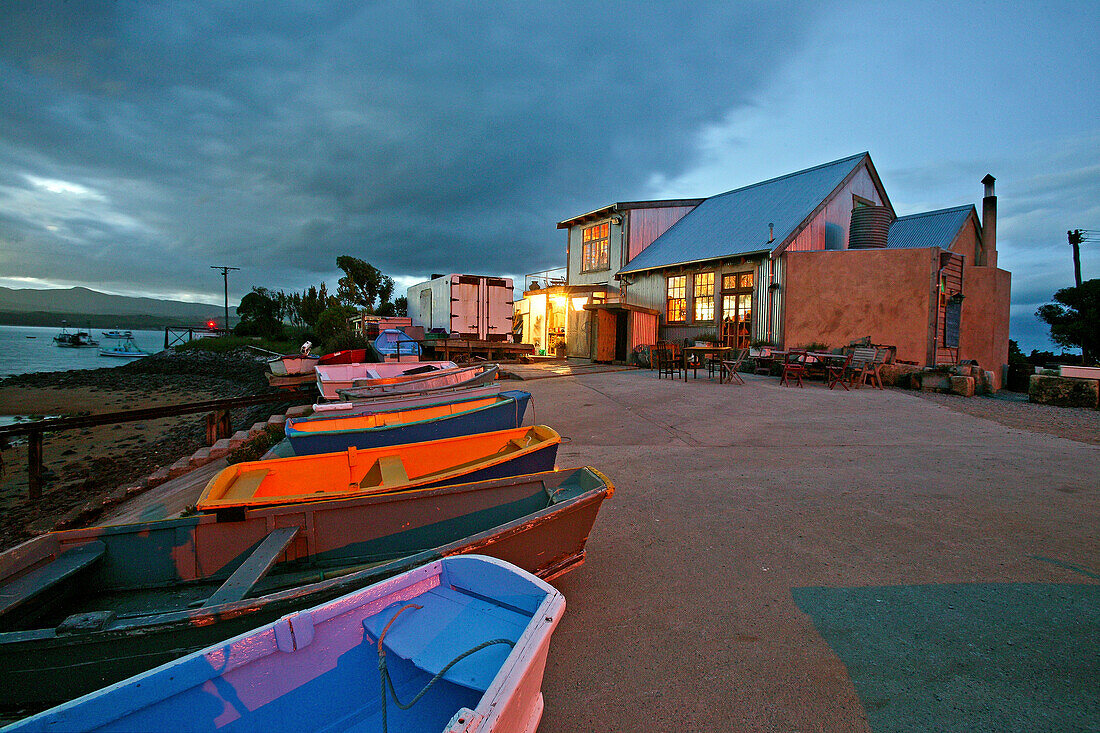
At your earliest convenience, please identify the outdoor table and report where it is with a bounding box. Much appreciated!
[682,345,733,380]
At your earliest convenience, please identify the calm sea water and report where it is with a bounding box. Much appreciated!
[0,324,168,378]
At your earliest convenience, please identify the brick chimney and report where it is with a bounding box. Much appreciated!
[980,174,996,267]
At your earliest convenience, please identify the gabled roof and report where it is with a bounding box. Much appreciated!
[887,205,976,250]
[556,199,706,229]
[619,152,876,275]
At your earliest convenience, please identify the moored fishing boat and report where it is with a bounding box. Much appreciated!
[100,330,133,339]
[266,352,320,376]
[337,363,499,401]
[97,337,149,359]
[197,424,559,511]
[316,360,458,400]
[0,467,611,710]
[6,555,564,733]
[286,390,531,455]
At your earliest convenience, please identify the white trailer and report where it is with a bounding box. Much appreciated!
[407,274,514,341]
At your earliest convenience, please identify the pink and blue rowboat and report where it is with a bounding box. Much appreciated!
[6,555,564,733]
[285,390,532,456]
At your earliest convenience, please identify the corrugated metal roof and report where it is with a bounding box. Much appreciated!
[886,205,974,250]
[619,152,868,274]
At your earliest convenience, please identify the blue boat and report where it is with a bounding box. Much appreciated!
[372,328,421,360]
[285,390,532,455]
[6,555,565,733]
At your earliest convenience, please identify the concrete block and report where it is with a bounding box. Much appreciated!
[266,413,287,427]
[168,456,192,479]
[285,405,312,418]
[249,422,268,437]
[125,485,145,496]
[145,468,171,487]
[231,430,250,442]
[949,376,975,397]
[1029,375,1100,409]
[189,447,212,467]
[208,438,233,460]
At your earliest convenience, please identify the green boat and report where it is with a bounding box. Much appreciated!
[0,467,613,713]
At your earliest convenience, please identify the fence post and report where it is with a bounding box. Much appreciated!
[27,430,43,502]
[205,410,232,445]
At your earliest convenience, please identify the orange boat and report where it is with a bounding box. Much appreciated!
[197,425,560,511]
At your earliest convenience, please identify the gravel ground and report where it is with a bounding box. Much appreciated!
[910,389,1100,446]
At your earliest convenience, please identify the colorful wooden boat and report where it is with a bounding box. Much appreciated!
[372,327,422,360]
[316,361,457,400]
[286,390,532,455]
[6,555,564,733]
[97,337,149,359]
[266,352,320,376]
[197,425,559,511]
[338,363,499,401]
[311,383,503,415]
[316,347,372,365]
[0,467,612,710]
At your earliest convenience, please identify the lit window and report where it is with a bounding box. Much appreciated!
[581,222,610,272]
[693,272,714,323]
[720,271,754,348]
[666,275,686,323]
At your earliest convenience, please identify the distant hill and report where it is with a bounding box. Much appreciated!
[0,286,236,328]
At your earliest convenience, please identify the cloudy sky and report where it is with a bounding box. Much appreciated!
[0,1,1095,350]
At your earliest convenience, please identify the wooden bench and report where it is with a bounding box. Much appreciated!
[848,347,882,389]
[0,541,106,622]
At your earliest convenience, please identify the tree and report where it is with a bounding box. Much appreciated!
[314,303,356,345]
[393,295,408,317]
[234,288,284,339]
[299,283,330,328]
[336,256,394,312]
[1036,279,1099,364]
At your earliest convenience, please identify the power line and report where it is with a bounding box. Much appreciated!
[210,266,240,333]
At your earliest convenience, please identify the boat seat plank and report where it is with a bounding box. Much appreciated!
[224,469,269,501]
[363,585,530,692]
[0,541,106,621]
[203,527,299,608]
[375,455,409,486]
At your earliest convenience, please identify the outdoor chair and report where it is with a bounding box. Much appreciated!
[720,348,749,385]
[826,353,853,390]
[848,347,880,389]
[656,346,682,379]
[752,349,774,376]
[780,350,807,387]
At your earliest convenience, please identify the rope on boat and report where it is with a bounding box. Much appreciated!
[377,603,515,733]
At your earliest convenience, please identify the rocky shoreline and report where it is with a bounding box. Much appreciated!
[0,348,298,551]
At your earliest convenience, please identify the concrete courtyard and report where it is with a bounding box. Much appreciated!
[524,369,1099,732]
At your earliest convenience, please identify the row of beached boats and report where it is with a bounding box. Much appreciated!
[0,354,611,732]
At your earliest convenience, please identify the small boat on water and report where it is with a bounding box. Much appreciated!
[7,555,565,733]
[266,341,321,376]
[311,383,503,415]
[97,337,149,359]
[197,424,560,511]
[316,360,457,400]
[338,363,499,401]
[372,328,422,361]
[286,390,532,455]
[0,467,610,709]
[100,330,133,339]
[53,323,98,348]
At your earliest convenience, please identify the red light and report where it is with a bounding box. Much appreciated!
[207,321,216,329]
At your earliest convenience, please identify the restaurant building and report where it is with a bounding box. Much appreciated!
[553,152,1012,387]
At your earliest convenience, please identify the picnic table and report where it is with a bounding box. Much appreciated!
[682,345,733,380]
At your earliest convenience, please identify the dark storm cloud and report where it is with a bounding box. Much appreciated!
[0,0,816,298]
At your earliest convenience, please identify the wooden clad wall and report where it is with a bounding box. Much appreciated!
[630,311,657,350]
[627,207,696,262]
[934,251,965,365]
[783,165,886,253]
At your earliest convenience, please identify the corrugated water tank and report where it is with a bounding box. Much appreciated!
[848,205,894,249]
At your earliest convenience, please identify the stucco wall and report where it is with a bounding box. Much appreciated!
[959,266,1012,389]
[783,249,935,363]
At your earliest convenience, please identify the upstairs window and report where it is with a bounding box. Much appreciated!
[693,272,714,323]
[581,222,610,272]
[666,275,686,323]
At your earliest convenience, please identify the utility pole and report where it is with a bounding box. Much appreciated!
[1067,230,1088,288]
[210,266,239,334]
